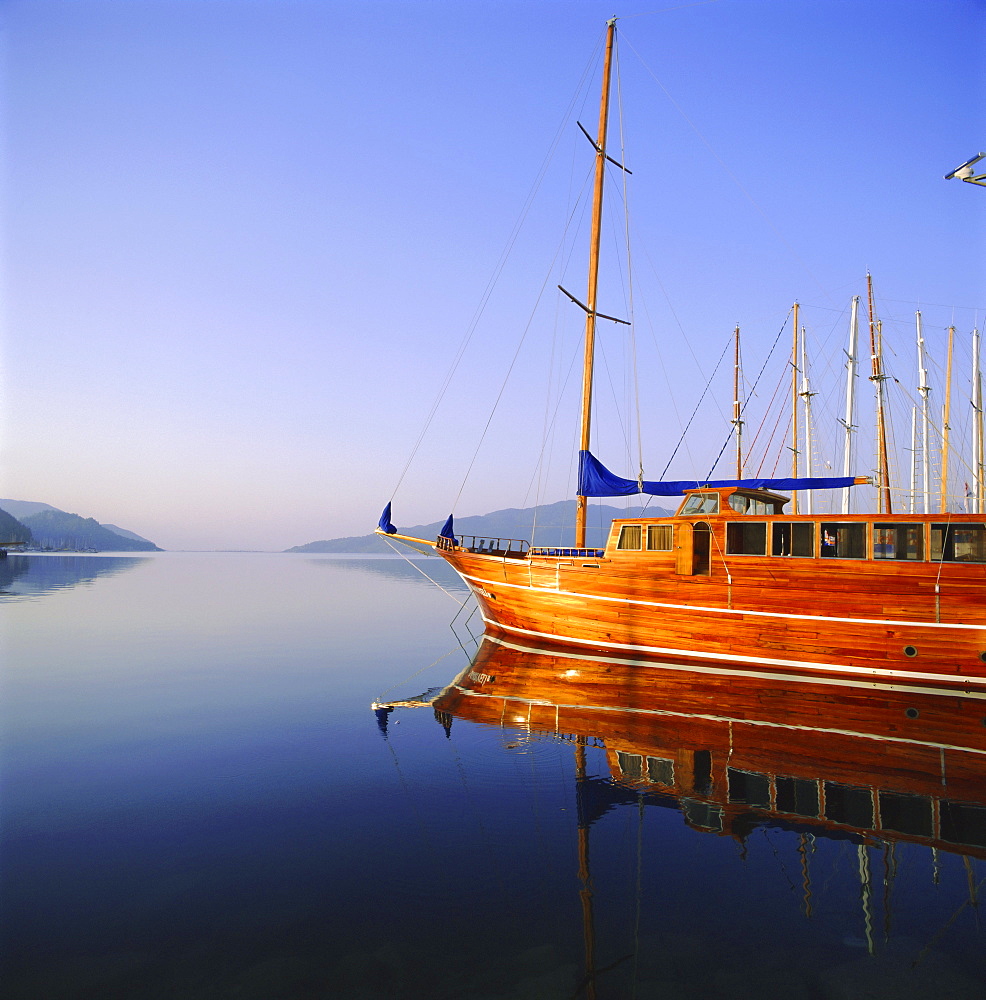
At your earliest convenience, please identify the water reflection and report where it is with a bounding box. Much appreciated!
[379,637,986,993]
[0,554,146,600]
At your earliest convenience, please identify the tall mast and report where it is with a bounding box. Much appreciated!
[800,322,815,514]
[790,302,800,515]
[841,296,860,514]
[916,311,931,513]
[973,327,983,514]
[940,325,955,512]
[575,18,617,549]
[867,274,892,515]
[908,406,917,513]
[733,325,743,477]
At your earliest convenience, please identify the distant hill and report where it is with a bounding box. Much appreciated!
[286,499,672,553]
[0,499,59,520]
[0,499,162,551]
[17,509,162,552]
[0,507,33,546]
[100,523,157,545]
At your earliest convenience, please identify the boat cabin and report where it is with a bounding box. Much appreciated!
[675,487,789,517]
[604,486,986,572]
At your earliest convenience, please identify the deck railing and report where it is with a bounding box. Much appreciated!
[529,547,605,558]
[436,535,530,559]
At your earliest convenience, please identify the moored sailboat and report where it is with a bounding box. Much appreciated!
[377,19,986,691]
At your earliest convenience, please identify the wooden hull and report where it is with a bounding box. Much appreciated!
[438,543,986,690]
[430,638,986,857]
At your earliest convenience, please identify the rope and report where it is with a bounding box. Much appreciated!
[659,338,731,477]
[383,537,467,606]
[374,644,461,705]
[705,309,792,478]
[389,37,606,502]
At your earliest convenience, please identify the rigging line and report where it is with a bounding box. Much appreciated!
[659,337,731,478]
[621,35,833,304]
[705,309,793,479]
[622,0,721,16]
[745,363,789,460]
[451,163,597,512]
[389,40,606,499]
[373,644,461,705]
[382,537,467,605]
[613,40,644,484]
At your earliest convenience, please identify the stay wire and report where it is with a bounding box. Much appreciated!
[704,308,793,479]
[389,35,606,501]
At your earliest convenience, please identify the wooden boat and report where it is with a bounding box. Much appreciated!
[379,637,986,862]
[378,19,986,690]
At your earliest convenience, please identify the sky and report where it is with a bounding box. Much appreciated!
[1,0,984,551]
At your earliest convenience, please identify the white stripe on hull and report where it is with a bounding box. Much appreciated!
[458,570,986,631]
[481,633,986,699]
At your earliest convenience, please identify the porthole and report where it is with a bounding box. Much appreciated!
[903,645,918,658]
[905,707,920,719]
[979,652,986,664]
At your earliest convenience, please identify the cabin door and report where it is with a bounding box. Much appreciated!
[675,522,712,576]
[692,522,711,575]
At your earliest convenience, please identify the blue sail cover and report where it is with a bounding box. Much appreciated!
[378,503,397,534]
[439,514,457,541]
[577,450,859,498]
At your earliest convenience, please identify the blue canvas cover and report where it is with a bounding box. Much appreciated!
[577,450,859,498]
[439,515,456,541]
[378,503,397,534]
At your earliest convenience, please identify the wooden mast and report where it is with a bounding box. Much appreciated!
[575,18,617,549]
[867,274,892,515]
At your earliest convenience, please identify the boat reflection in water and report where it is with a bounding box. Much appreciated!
[376,637,986,991]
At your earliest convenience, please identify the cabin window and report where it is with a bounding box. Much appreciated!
[878,790,933,838]
[931,523,986,562]
[617,752,643,779]
[728,493,782,515]
[819,522,866,559]
[616,525,642,550]
[646,524,673,550]
[647,756,675,786]
[772,522,815,556]
[940,800,986,849]
[726,522,767,555]
[824,782,874,829]
[873,523,924,560]
[682,800,723,832]
[727,768,770,808]
[775,776,820,818]
[681,493,719,515]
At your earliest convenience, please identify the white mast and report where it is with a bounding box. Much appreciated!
[916,311,932,513]
[799,323,815,514]
[840,296,860,514]
[908,406,917,513]
[973,327,983,514]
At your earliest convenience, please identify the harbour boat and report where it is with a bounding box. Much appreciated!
[377,19,986,691]
[377,637,986,863]
[375,638,986,973]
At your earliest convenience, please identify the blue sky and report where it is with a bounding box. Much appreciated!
[2,0,984,550]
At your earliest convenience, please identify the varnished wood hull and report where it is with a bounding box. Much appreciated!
[438,545,986,689]
[430,638,986,857]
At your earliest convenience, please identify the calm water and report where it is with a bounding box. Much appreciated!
[2,552,985,999]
